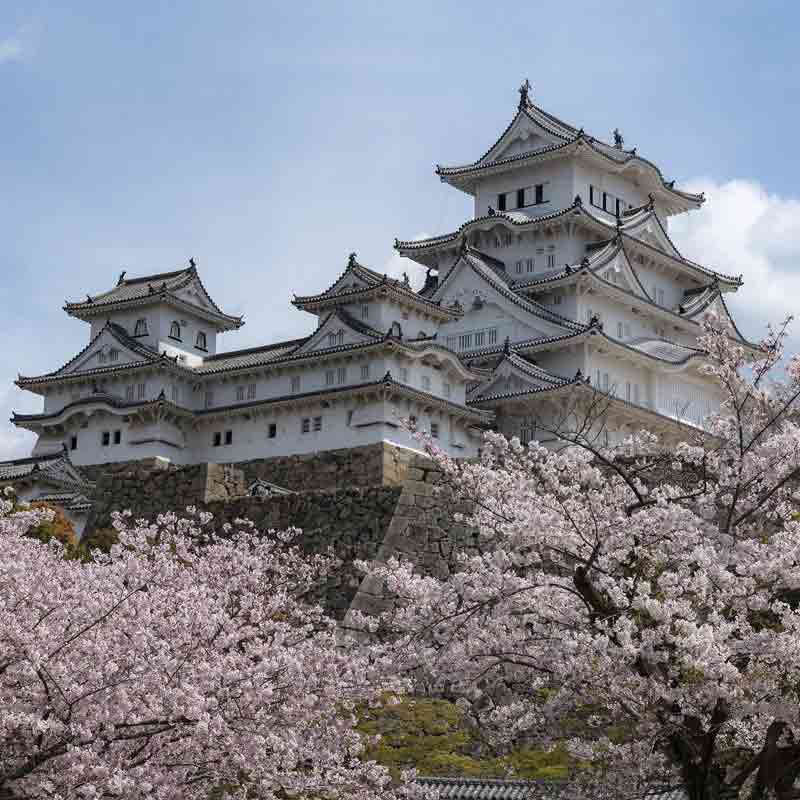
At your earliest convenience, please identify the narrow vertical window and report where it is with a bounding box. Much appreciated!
[430,422,439,439]
[301,418,310,434]
[268,423,277,439]
[617,321,624,338]
[526,258,534,272]
[70,435,77,451]
[224,430,233,445]
[516,188,525,208]
[101,431,110,447]
[169,321,181,340]
[195,331,207,350]
[213,432,221,447]
[497,193,507,212]
[626,382,631,402]
[247,383,256,400]
[236,386,245,402]
[515,260,523,274]
[291,376,300,392]
[313,416,322,432]
[113,430,121,445]
[204,390,214,408]
[126,385,135,401]
[360,364,370,380]
[535,184,544,204]
[137,382,146,400]
[361,304,369,319]
[337,367,346,384]
[589,185,595,206]
[326,369,335,386]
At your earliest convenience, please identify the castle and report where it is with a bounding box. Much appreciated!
[10,81,754,471]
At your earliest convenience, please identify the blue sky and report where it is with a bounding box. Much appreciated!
[1,0,798,457]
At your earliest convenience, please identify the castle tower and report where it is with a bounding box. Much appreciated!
[396,81,754,444]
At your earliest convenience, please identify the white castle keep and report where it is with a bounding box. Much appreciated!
[11,82,754,468]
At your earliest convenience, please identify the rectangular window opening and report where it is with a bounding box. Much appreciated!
[224,430,233,445]
[268,423,277,439]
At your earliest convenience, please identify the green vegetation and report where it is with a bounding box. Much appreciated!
[357,696,571,780]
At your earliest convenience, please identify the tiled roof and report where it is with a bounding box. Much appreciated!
[434,98,702,210]
[197,338,308,374]
[0,450,93,492]
[293,256,456,317]
[64,265,242,329]
[416,778,568,799]
[627,337,705,364]
[416,778,687,800]
[433,248,585,333]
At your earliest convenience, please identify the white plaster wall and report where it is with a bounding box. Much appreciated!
[474,160,574,220]
[573,161,649,219]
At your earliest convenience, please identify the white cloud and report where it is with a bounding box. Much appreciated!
[382,233,432,288]
[669,179,800,341]
[0,37,25,65]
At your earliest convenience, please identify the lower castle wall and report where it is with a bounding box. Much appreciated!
[82,444,475,620]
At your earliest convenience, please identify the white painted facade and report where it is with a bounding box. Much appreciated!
[12,84,755,466]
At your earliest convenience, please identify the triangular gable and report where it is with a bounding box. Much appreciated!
[55,325,157,377]
[433,251,580,339]
[483,110,564,165]
[623,210,682,259]
[591,244,651,301]
[470,354,568,401]
[173,276,222,314]
[293,310,382,355]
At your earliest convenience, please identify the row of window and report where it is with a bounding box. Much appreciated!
[132,318,207,350]
[496,183,548,212]
[589,185,632,217]
[445,328,499,352]
[101,430,122,447]
[97,349,120,364]
[513,249,557,274]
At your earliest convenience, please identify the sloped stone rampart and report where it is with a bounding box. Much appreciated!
[82,446,474,620]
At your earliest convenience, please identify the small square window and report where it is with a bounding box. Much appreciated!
[268,423,277,439]
[101,431,110,447]
[213,432,221,447]
[302,418,310,434]
[224,430,233,445]
[137,383,146,400]
[313,416,322,432]
[113,430,121,445]
[70,436,77,451]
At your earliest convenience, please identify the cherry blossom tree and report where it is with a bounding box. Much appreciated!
[0,505,399,800]
[371,318,800,800]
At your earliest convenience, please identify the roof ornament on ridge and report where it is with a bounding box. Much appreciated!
[517,78,532,110]
[189,257,196,269]
[348,252,358,268]
[613,128,624,149]
[117,271,126,286]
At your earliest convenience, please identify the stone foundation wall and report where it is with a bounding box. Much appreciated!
[81,446,475,621]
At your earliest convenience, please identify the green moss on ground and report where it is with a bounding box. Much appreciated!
[357,696,572,780]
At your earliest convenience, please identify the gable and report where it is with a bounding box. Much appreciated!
[59,328,151,376]
[595,250,649,299]
[482,112,564,165]
[173,278,219,313]
[293,312,379,355]
[435,257,570,340]
[625,215,682,258]
[472,357,565,400]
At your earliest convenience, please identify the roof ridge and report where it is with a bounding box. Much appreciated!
[120,267,191,285]
[204,336,308,362]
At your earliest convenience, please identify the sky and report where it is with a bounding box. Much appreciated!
[1,0,798,458]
